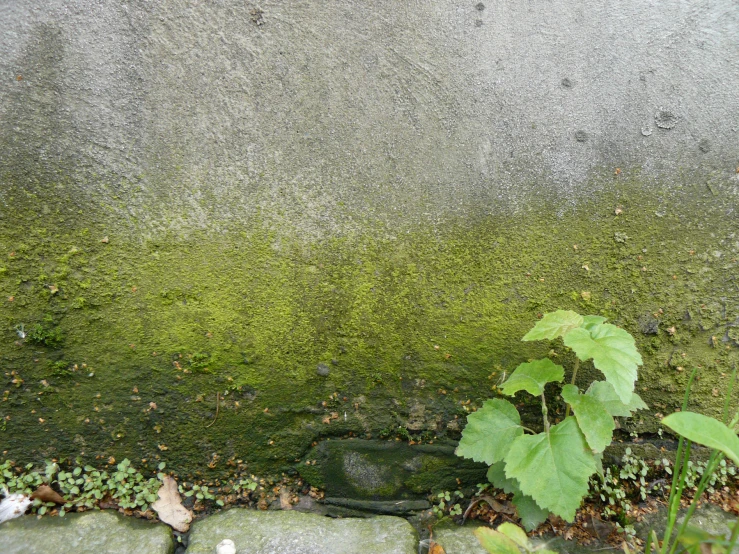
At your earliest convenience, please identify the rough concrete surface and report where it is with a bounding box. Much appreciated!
[1,1,737,236]
[1,1,738,478]
[185,509,418,554]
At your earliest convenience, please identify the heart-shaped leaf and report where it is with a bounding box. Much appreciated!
[561,384,614,453]
[662,412,739,465]
[504,417,597,521]
[563,323,642,403]
[456,399,523,465]
[474,527,521,554]
[586,381,648,417]
[499,359,565,397]
[522,310,584,341]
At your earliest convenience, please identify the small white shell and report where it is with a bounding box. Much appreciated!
[216,539,236,554]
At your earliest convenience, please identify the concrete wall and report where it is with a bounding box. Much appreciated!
[1,1,738,478]
[3,0,738,234]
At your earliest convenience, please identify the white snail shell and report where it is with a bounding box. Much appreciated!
[216,539,236,554]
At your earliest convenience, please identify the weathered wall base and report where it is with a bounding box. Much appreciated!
[1,172,737,481]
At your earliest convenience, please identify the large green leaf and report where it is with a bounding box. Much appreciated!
[487,461,520,495]
[581,315,607,330]
[456,399,523,465]
[563,323,642,403]
[499,359,565,397]
[561,384,614,453]
[504,417,597,521]
[488,463,549,530]
[512,493,550,531]
[474,527,521,554]
[586,381,648,417]
[522,310,584,341]
[661,412,739,466]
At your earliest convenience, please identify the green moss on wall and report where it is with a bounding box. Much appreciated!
[0,170,737,481]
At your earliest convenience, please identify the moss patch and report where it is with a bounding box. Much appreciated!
[0,171,737,480]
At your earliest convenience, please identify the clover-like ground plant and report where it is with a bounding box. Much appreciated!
[456,310,648,530]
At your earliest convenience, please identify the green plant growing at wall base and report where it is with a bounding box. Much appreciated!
[456,310,647,530]
[643,367,739,554]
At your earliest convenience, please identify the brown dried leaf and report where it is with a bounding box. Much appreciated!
[151,476,193,532]
[279,487,293,510]
[31,485,65,505]
[428,541,446,554]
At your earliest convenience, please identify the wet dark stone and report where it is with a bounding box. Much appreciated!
[639,315,660,335]
[297,439,487,500]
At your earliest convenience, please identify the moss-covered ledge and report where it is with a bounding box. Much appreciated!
[1,172,737,481]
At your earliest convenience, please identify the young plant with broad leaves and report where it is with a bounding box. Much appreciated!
[456,310,648,530]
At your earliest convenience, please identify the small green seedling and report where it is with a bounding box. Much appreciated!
[432,490,464,518]
[457,310,647,529]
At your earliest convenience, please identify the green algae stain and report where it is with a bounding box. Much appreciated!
[0,173,737,478]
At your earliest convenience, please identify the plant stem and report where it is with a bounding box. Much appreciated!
[669,410,739,554]
[565,358,581,418]
[667,449,722,554]
[570,358,581,386]
[661,368,698,554]
[662,440,692,554]
[541,392,550,433]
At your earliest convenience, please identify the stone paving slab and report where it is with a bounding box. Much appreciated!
[432,522,488,553]
[0,510,174,554]
[186,509,418,554]
[432,522,622,554]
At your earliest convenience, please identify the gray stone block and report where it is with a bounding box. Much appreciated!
[186,509,417,554]
[0,510,174,554]
[433,522,488,553]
